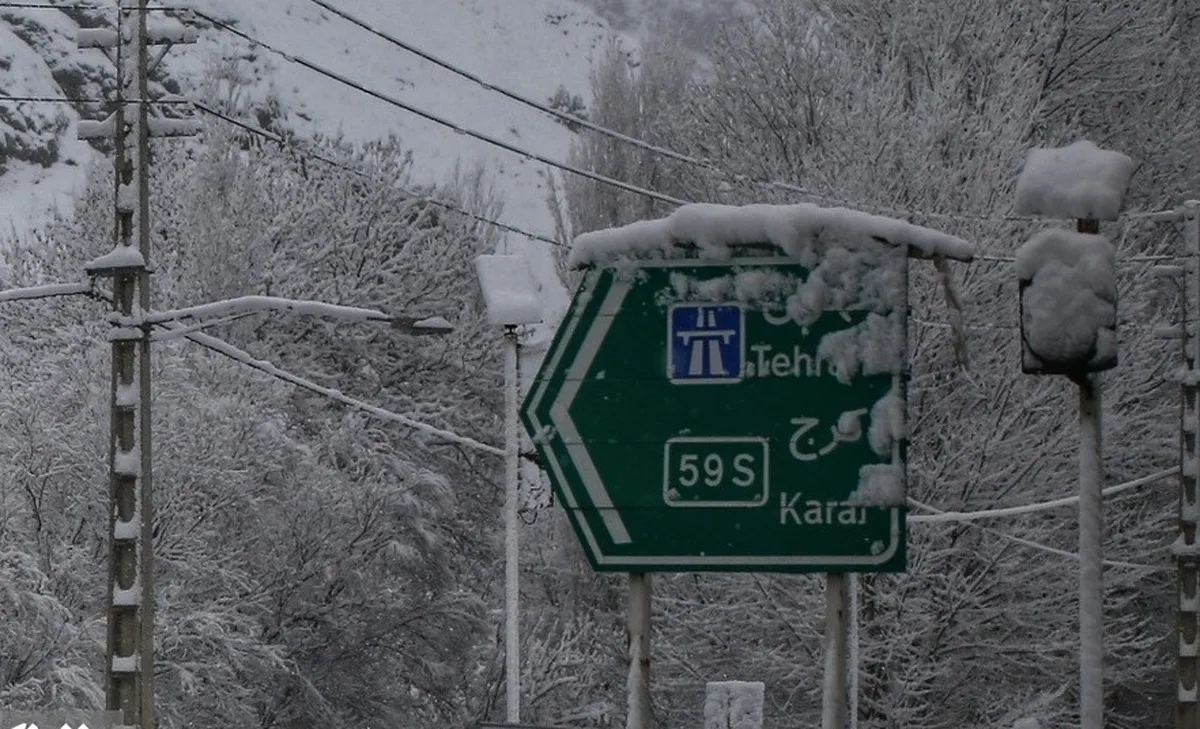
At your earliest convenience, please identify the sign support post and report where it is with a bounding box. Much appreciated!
[627,572,653,729]
[822,573,849,729]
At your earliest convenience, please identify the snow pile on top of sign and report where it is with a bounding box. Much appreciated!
[1016,229,1117,370]
[1014,140,1134,221]
[568,202,975,267]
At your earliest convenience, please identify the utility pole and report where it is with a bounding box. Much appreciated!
[76,4,198,729]
[1178,200,1200,729]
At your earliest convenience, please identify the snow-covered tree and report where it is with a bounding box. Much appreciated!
[0,109,507,729]
[559,2,1184,727]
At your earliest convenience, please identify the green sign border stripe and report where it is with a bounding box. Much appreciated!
[522,269,617,557]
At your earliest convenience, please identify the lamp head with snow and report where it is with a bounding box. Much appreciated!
[474,254,543,326]
[1016,229,1118,376]
[1011,139,1131,376]
[390,315,455,336]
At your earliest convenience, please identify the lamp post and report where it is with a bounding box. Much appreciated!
[474,254,543,724]
[1013,140,1133,729]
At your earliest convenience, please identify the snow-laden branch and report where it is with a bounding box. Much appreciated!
[908,467,1177,523]
[143,295,391,326]
[172,327,504,457]
[0,281,94,303]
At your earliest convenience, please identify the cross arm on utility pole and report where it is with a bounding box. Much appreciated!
[0,281,96,303]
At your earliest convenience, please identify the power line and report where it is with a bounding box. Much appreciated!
[301,0,1184,228]
[298,0,982,221]
[0,2,102,7]
[0,94,193,104]
[975,253,1177,264]
[0,2,180,8]
[0,95,106,103]
[909,497,1165,572]
[170,104,1200,266]
[192,10,687,209]
[302,0,714,169]
[191,101,564,247]
[909,467,1177,523]
[177,325,505,457]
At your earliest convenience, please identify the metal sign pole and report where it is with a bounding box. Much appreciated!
[822,572,849,729]
[504,326,522,723]
[626,572,652,729]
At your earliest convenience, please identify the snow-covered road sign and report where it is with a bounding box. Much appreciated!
[521,258,908,573]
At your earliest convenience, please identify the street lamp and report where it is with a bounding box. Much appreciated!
[391,314,456,336]
[137,295,455,337]
[474,253,542,726]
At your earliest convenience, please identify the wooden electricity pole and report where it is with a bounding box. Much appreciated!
[76,4,198,728]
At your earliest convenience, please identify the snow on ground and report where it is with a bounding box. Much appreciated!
[163,0,625,325]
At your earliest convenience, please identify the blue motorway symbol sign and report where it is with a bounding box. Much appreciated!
[668,303,744,384]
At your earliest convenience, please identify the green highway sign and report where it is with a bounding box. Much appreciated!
[521,257,908,573]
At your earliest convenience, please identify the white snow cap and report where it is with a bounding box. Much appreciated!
[84,244,146,274]
[474,254,542,326]
[848,464,905,507]
[569,203,974,267]
[1016,229,1117,371]
[1014,140,1134,221]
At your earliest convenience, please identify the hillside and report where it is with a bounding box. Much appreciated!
[0,0,643,320]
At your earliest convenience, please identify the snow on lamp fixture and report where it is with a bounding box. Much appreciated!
[1011,139,1134,729]
[1013,139,1132,376]
[1016,229,1117,375]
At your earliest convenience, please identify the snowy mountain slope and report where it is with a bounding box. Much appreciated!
[576,0,751,48]
[0,0,632,322]
[0,6,110,236]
